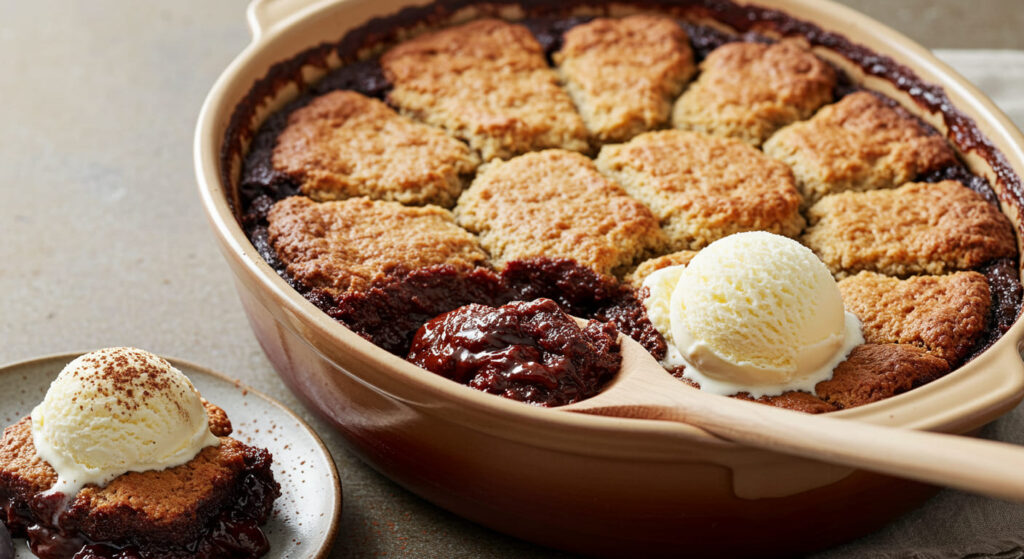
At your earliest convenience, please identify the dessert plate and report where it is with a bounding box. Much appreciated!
[0,352,341,559]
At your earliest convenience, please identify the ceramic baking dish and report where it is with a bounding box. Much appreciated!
[195,0,1024,556]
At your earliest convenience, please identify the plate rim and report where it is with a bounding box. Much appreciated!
[0,350,342,559]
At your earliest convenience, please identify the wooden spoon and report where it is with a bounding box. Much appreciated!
[562,328,1024,502]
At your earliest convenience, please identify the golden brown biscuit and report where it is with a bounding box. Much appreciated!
[675,371,836,413]
[815,344,950,409]
[268,196,488,297]
[625,250,698,287]
[671,39,835,145]
[455,149,666,276]
[271,90,479,207]
[839,271,990,365]
[596,130,805,250]
[381,19,588,161]
[763,92,957,203]
[734,390,838,414]
[554,15,695,144]
[803,180,1016,277]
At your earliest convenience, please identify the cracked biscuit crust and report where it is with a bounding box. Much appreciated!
[554,15,695,144]
[803,180,1016,278]
[815,344,949,409]
[272,90,479,207]
[596,130,804,251]
[671,39,835,145]
[268,196,488,298]
[734,390,838,414]
[763,92,957,204]
[381,18,589,162]
[455,149,666,276]
[839,271,990,365]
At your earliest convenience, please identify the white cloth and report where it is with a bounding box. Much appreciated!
[815,49,1024,559]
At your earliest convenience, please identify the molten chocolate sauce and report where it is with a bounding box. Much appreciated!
[966,258,1024,362]
[330,265,508,355]
[501,259,667,360]
[329,259,666,361]
[408,299,621,406]
[520,16,594,59]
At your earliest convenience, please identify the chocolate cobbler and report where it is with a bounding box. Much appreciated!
[227,1,1022,411]
[0,349,280,559]
[0,417,279,559]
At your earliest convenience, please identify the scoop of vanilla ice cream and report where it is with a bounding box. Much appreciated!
[644,232,862,397]
[640,265,689,369]
[31,347,220,495]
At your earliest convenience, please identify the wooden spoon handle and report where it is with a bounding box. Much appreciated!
[673,394,1024,501]
[566,318,1024,500]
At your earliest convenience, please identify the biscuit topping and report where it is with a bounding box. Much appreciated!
[382,19,589,161]
[272,90,479,207]
[455,149,665,276]
[268,196,489,297]
[596,130,804,250]
[555,15,695,143]
[839,271,991,365]
[672,39,835,145]
[763,91,957,203]
[803,180,1017,278]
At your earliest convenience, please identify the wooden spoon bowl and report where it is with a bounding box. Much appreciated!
[563,323,1024,502]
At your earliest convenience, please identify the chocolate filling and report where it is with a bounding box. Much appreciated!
[408,298,621,406]
[328,259,665,360]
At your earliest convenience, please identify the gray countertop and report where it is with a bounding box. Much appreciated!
[2,1,1023,557]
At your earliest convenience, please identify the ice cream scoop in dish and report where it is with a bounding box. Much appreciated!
[644,232,863,397]
[562,234,1024,501]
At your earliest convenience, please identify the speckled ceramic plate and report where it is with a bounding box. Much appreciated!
[0,352,341,559]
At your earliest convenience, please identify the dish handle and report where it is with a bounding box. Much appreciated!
[246,0,324,40]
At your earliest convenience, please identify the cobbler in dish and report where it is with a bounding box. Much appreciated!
[234,7,1021,410]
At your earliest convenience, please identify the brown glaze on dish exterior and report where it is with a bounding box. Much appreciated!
[196,0,1024,556]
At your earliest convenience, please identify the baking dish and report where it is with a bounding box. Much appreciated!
[195,0,1024,556]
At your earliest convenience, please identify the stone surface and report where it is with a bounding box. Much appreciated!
[1,1,1023,558]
